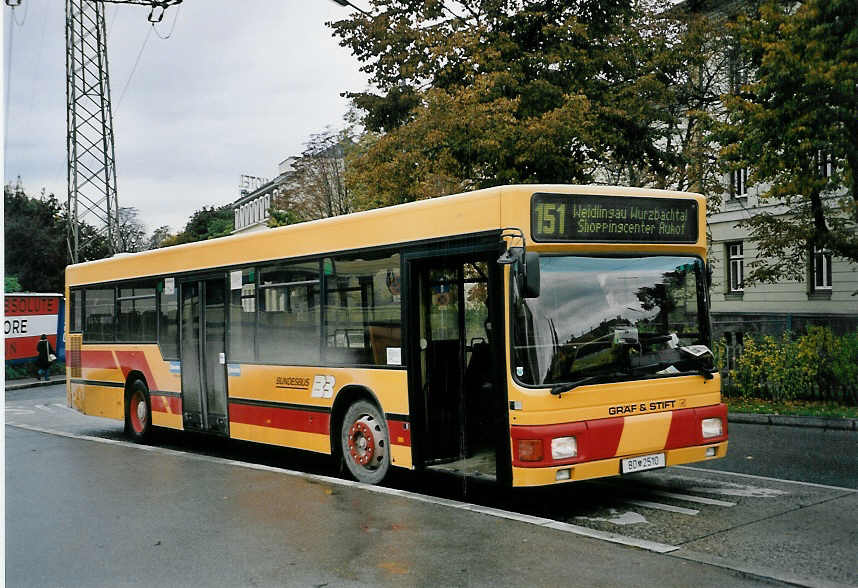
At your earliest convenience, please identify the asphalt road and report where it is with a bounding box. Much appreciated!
[6,383,858,587]
[694,421,858,489]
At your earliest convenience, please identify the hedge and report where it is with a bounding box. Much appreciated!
[715,326,858,404]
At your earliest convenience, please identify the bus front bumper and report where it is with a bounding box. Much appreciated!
[511,440,728,487]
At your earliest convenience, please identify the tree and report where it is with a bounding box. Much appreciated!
[5,276,22,293]
[145,225,174,250]
[5,183,70,292]
[117,207,148,253]
[159,205,234,247]
[718,0,858,284]
[330,0,722,207]
[271,127,356,224]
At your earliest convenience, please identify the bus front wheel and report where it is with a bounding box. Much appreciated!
[125,379,152,442]
[341,400,390,484]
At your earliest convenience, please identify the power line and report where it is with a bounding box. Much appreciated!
[117,24,153,107]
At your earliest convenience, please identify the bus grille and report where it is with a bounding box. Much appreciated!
[68,334,82,378]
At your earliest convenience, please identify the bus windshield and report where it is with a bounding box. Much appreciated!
[512,255,712,387]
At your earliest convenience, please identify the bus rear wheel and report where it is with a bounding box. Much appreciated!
[125,379,152,442]
[341,400,390,484]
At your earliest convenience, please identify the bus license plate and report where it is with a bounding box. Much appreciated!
[621,453,666,474]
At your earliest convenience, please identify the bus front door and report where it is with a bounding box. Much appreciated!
[412,257,499,478]
[180,276,229,435]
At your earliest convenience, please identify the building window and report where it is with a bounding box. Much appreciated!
[730,168,748,198]
[727,242,744,293]
[812,247,832,291]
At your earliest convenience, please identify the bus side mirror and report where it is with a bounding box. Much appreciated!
[523,252,540,298]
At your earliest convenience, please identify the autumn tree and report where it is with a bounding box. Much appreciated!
[718,0,858,284]
[329,0,725,207]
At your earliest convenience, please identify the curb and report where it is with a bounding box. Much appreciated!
[4,379,67,391]
[729,412,857,431]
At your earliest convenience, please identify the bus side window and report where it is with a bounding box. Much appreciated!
[83,287,116,342]
[259,261,321,365]
[158,279,179,359]
[324,252,401,366]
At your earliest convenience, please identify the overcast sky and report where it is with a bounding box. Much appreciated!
[3,0,368,233]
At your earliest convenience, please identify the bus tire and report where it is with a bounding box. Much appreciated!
[125,379,152,442]
[341,400,390,484]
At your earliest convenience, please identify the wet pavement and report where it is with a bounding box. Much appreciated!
[7,426,774,587]
[6,383,858,586]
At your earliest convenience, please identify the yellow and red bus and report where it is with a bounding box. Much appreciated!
[66,185,727,487]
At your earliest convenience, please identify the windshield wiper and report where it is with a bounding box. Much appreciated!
[550,373,629,395]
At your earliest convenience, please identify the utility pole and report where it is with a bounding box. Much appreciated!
[64,0,181,263]
[5,0,181,263]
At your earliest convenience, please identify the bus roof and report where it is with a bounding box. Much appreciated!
[66,185,705,287]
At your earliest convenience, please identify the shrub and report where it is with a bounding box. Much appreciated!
[719,327,857,404]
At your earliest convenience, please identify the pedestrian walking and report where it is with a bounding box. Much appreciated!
[36,334,55,381]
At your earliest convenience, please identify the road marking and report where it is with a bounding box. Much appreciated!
[35,404,52,412]
[623,499,699,515]
[52,403,80,414]
[674,465,858,493]
[7,422,681,554]
[5,408,34,415]
[575,510,648,526]
[689,483,787,498]
[648,490,736,507]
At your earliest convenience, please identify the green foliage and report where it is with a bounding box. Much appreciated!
[159,205,234,247]
[5,276,22,292]
[4,183,111,292]
[4,185,68,292]
[718,0,858,283]
[331,0,724,207]
[720,327,858,404]
[267,208,303,228]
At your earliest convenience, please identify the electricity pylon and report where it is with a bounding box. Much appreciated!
[64,0,181,263]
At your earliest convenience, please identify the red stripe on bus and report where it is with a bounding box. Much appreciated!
[510,416,624,467]
[114,350,158,390]
[387,420,412,447]
[229,402,331,435]
[586,416,625,460]
[150,394,181,414]
[665,404,728,449]
[80,350,117,370]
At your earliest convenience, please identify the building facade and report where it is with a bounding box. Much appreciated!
[683,0,858,340]
[232,158,297,234]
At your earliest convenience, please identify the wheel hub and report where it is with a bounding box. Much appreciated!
[130,391,147,433]
[348,416,383,468]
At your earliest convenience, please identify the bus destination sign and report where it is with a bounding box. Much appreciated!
[531,193,698,243]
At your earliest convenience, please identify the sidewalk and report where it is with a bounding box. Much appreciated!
[4,376,855,430]
[4,375,66,391]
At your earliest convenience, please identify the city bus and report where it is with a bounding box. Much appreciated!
[65,185,727,487]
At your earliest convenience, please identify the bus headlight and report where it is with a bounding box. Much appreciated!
[551,436,578,460]
[701,417,723,438]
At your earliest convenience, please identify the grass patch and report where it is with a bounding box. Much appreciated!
[725,394,858,419]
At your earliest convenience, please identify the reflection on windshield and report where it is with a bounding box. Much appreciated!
[512,255,711,387]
